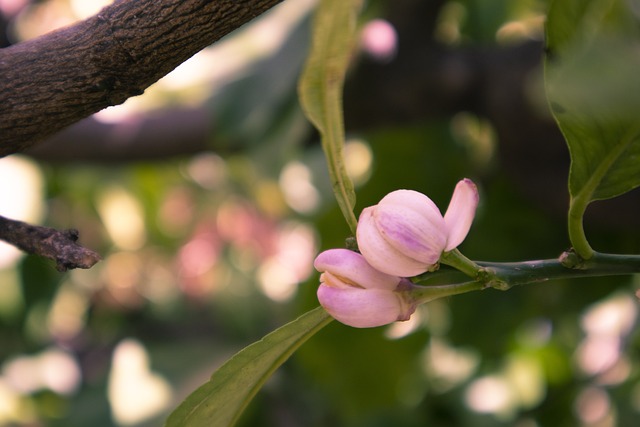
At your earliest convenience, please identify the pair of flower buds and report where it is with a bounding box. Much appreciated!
[314,179,479,328]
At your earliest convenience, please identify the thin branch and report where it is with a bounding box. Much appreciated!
[0,215,101,271]
[478,251,640,289]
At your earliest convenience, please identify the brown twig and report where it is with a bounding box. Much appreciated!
[0,215,101,271]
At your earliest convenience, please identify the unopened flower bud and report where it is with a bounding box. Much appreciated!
[356,179,479,277]
[314,249,416,328]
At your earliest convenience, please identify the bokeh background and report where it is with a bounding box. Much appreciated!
[1,0,640,426]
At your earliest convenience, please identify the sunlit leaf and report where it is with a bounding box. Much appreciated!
[164,307,332,427]
[298,0,363,234]
[546,0,640,202]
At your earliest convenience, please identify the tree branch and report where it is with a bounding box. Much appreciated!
[0,0,284,157]
[0,215,101,271]
[27,106,215,163]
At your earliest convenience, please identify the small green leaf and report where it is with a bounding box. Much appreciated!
[545,0,640,256]
[298,0,363,234]
[165,307,332,427]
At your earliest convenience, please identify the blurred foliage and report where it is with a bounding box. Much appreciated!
[1,0,640,427]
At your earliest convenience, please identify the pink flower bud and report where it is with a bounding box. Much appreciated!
[314,249,416,328]
[356,179,479,277]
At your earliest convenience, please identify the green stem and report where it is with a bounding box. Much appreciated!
[478,251,640,289]
[410,251,640,302]
[568,195,595,260]
[440,248,483,278]
[409,280,485,305]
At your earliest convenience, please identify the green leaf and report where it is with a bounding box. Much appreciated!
[298,0,363,234]
[545,0,640,256]
[164,307,332,427]
[547,0,640,200]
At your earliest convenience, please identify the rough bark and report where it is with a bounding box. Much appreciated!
[0,0,283,157]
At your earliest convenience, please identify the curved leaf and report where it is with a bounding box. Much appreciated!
[165,307,332,427]
[298,0,363,234]
[546,0,640,202]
